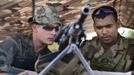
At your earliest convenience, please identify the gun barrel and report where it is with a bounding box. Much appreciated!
[78,4,91,24]
[82,4,91,15]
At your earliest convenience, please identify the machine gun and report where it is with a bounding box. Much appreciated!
[39,4,95,75]
[56,4,91,49]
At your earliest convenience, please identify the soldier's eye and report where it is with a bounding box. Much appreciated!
[96,26,103,29]
[105,24,112,28]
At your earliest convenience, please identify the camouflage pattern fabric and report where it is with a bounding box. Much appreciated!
[0,34,68,75]
[34,5,62,26]
[62,35,134,75]
[35,47,72,75]
[35,57,67,75]
[0,34,38,74]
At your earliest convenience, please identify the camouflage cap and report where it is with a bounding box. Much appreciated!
[33,5,61,26]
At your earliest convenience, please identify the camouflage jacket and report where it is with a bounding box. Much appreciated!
[0,34,71,75]
[62,35,134,75]
[0,34,38,74]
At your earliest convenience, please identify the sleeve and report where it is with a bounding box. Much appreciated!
[0,37,25,74]
[80,40,94,60]
[35,51,68,75]
[60,55,81,75]
[127,39,134,71]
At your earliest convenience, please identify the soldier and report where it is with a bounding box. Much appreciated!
[62,6,134,75]
[0,4,66,75]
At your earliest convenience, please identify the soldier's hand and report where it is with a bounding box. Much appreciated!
[18,70,38,75]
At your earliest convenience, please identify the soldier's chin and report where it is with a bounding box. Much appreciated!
[46,41,54,45]
[102,39,112,44]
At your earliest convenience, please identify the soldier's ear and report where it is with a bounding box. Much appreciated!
[116,20,121,28]
[93,23,96,31]
[31,24,38,33]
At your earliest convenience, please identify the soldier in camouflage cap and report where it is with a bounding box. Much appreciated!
[0,4,66,75]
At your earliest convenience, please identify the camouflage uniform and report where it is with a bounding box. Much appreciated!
[62,35,134,75]
[0,34,66,75]
[0,34,38,74]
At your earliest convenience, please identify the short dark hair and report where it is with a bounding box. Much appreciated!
[92,6,118,21]
[28,17,40,25]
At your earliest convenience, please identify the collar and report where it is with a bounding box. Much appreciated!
[21,34,34,51]
[91,35,129,57]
